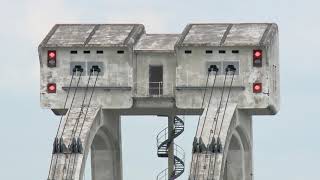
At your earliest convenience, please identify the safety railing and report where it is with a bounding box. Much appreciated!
[134,81,175,97]
[157,168,169,180]
[156,144,185,180]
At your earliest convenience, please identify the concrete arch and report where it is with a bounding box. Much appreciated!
[223,128,247,180]
[220,115,252,180]
[189,104,253,180]
[90,125,122,180]
[48,107,122,180]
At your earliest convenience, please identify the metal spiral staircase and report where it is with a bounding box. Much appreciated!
[156,116,185,180]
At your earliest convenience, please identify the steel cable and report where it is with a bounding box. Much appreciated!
[198,70,229,180]
[52,71,83,179]
[68,71,100,180]
[64,71,93,179]
[188,70,211,177]
[47,71,75,179]
[207,70,235,180]
[192,70,218,179]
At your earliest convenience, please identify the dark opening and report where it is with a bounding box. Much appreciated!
[83,50,90,54]
[219,50,226,54]
[70,50,78,54]
[206,50,213,54]
[117,50,125,54]
[149,65,163,96]
[97,50,104,54]
[185,50,192,54]
[232,50,239,54]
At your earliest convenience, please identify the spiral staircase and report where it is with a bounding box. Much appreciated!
[156,116,185,180]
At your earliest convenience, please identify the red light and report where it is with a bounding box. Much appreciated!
[253,83,262,93]
[47,50,57,67]
[254,51,261,57]
[48,51,56,59]
[253,50,263,67]
[254,50,262,58]
[47,83,56,93]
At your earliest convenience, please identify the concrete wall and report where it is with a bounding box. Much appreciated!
[135,52,176,97]
[175,45,279,115]
[39,47,134,109]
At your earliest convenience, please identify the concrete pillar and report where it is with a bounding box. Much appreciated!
[91,111,122,180]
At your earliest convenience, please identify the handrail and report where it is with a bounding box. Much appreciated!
[156,116,185,180]
[157,168,168,180]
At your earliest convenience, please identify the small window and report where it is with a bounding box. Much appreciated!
[232,50,239,54]
[117,50,125,54]
[205,50,213,54]
[219,50,226,54]
[83,50,90,54]
[185,50,192,54]
[97,50,104,54]
[70,50,77,54]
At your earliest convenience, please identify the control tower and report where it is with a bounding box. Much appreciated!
[39,23,279,180]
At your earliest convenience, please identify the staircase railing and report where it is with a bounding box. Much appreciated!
[156,116,185,180]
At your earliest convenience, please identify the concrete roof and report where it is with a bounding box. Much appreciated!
[40,24,145,48]
[177,23,277,47]
[39,23,277,49]
[134,34,180,52]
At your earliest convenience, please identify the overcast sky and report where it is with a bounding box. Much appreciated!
[0,0,319,179]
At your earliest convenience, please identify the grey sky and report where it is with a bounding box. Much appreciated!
[0,0,319,179]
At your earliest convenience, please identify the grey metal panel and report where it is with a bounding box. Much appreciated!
[88,24,135,46]
[46,25,95,47]
[181,24,229,46]
[223,24,269,46]
[134,34,180,52]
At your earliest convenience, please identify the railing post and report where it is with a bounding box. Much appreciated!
[159,82,161,96]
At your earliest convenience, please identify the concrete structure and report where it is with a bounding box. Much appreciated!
[39,23,279,180]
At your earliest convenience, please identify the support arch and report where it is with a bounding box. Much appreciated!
[223,130,245,180]
[47,107,122,180]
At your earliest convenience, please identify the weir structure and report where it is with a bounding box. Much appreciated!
[39,23,280,180]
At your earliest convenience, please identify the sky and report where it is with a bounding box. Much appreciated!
[0,0,319,179]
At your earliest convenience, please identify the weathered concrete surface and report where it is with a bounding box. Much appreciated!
[135,34,180,52]
[41,24,145,48]
[189,104,252,180]
[39,23,279,180]
[48,107,122,180]
[39,23,279,115]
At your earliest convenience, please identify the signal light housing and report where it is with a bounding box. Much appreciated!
[253,50,262,67]
[47,83,57,93]
[253,83,262,93]
[47,50,57,67]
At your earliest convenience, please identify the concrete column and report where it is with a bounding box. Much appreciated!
[167,115,175,179]
[91,111,122,180]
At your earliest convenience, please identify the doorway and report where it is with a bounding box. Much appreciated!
[149,65,163,96]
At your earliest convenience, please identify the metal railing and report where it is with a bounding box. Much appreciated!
[157,168,169,180]
[156,144,185,180]
[149,81,164,96]
[134,81,175,97]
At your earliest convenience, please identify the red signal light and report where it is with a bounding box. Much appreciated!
[253,83,262,93]
[254,50,262,58]
[253,50,262,67]
[47,50,57,67]
[47,83,57,93]
[48,51,56,59]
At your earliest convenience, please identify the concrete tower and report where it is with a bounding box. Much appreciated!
[39,23,279,180]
